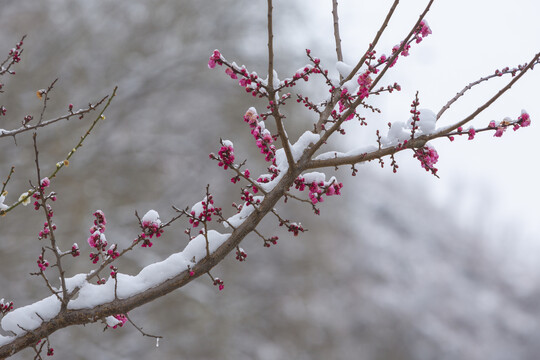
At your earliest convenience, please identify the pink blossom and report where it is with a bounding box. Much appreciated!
[488,120,497,128]
[494,127,505,137]
[225,67,237,79]
[467,128,476,140]
[40,177,50,189]
[414,145,439,174]
[109,314,128,329]
[207,50,222,69]
[518,111,531,127]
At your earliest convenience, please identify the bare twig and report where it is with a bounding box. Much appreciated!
[1,166,15,194]
[342,0,399,84]
[37,79,58,125]
[125,314,163,339]
[332,0,344,71]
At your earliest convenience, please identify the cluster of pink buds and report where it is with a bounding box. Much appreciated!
[32,178,56,211]
[235,248,247,262]
[71,243,80,257]
[244,108,277,163]
[357,70,373,100]
[213,278,224,291]
[88,210,107,263]
[294,176,344,205]
[107,244,120,260]
[231,169,251,184]
[207,50,222,69]
[0,106,6,116]
[37,254,49,272]
[488,111,532,136]
[109,314,128,329]
[0,299,14,315]
[47,347,54,356]
[263,236,279,248]
[138,210,163,247]
[110,265,118,279]
[516,111,531,128]
[413,145,439,175]
[8,39,23,63]
[280,221,304,237]
[38,222,56,240]
[337,89,356,121]
[88,211,107,248]
[40,177,50,190]
[415,20,432,43]
[211,140,235,170]
[189,195,220,228]
[240,189,262,207]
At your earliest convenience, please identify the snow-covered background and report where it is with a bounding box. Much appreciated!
[0,1,539,359]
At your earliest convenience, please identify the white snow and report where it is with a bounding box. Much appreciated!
[336,61,353,78]
[301,172,326,184]
[314,145,378,161]
[290,131,320,161]
[0,194,7,211]
[1,295,61,336]
[105,315,122,327]
[141,209,161,225]
[384,108,436,146]
[191,197,209,217]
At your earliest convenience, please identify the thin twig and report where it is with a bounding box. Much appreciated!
[266,0,295,169]
[37,79,58,125]
[267,0,274,92]
[33,133,68,307]
[436,56,540,120]
[125,314,163,339]
[1,166,15,194]
[332,0,344,77]
[342,0,400,84]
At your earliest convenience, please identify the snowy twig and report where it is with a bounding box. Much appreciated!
[436,56,540,120]
[435,52,540,135]
[125,314,162,340]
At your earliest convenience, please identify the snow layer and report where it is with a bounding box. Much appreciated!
[225,196,264,228]
[259,131,320,193]
[0,231,230,342]
[384,108,436,146]
[141,209,161,225]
